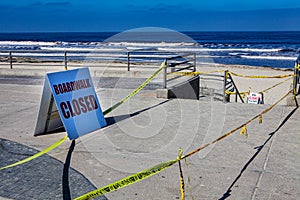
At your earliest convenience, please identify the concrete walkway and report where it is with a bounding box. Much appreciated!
[0,75,299,199]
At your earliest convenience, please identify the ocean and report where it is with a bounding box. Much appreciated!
[0,31,299,69]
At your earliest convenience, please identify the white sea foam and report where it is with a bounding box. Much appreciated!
[0,40,284,54]
[0,41,57,46]
[240,55,296,60]
[228,52,250,56]
[40,46,126,51]
[0,40,296,66]
[106,42,196,47]
[158,47,282,52]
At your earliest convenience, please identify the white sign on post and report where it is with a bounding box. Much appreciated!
[246,92,263,104]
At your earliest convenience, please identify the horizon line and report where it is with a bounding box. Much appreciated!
[1,30,300,34]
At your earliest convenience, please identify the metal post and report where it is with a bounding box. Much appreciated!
[293,62,300,96]
[64,51,68,70]
[127,51,130,71]
[193,53,196,72]
[223,70,228,103]
[293,67,296,96]
[260,92,264,104]
[294,56,300,96]
[297,66,300,95]
[297,66,300,85]
[163,59,168,88]
[9,51,12,69]
[228,73,244,103]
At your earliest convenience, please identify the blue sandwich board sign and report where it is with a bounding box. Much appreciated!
[35,68,107,140]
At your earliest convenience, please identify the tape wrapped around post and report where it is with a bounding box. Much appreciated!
[177,148,185,200]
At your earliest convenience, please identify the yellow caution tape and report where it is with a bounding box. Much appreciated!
[1,65,73,170]
[76,89,293,200]
[240,125,248,138]
[75,159,178,200]
[177,148,185,200]
[0,135,68,170]
[177,147,183,160]
[180,177,185,200]
[226,77,292,98]
[225,90,248,95]
[181,90,292,160]
[295,64,300,70]
[229,72,294,79]
[258,115,263,124]
[0,62,166,171]
[168,70,225,76]
[9,62,294,200]
[225,70,229,80]
[241,93,246,99]
[170,70,294,79]
[103,61,166,115]
[260,77,293,93]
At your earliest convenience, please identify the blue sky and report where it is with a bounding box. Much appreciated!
[0,0,300,32]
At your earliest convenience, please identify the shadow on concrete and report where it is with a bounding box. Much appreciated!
[60,100,169,199]
[105,100,170,126]
[62,140,107,200]
[62,140,75,200]
[0,138,103,200]
[60,101,171,199]
[219,106,299,200]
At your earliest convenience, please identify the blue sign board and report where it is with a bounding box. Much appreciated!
[47,68,107,140]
